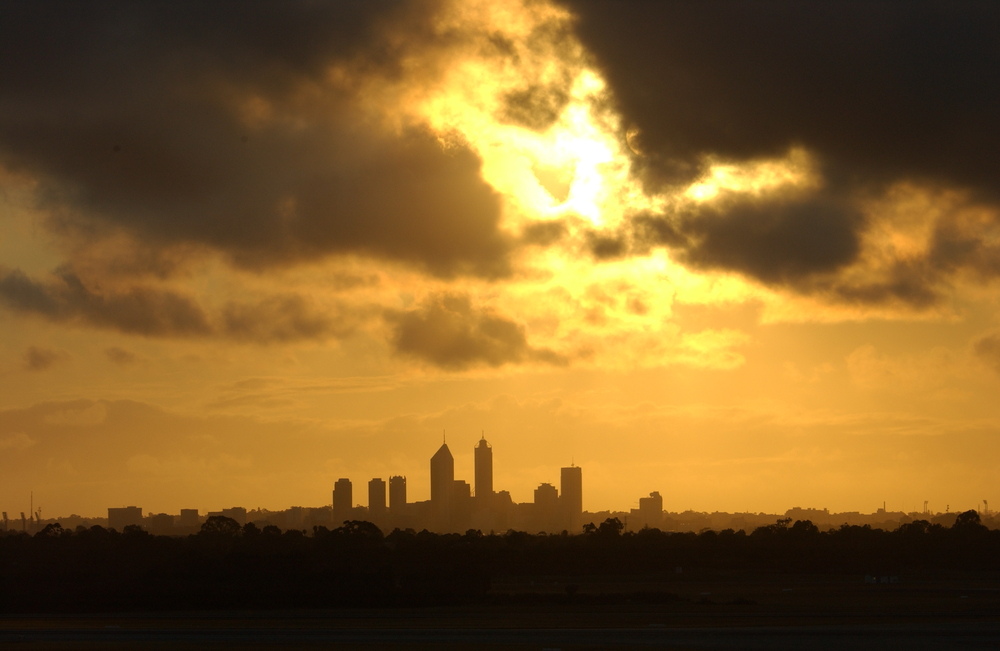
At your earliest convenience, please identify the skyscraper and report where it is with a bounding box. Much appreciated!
[368,478,386,517]
[389,475,406,512]
[474,435,493,502]
[333,477,352,523]
[430,442,454,518]
[560,465,583,531]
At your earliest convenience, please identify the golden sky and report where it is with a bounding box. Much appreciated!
[2,0,1000,518]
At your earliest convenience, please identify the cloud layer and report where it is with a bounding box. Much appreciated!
[0,266,352,343]
[0,1,510,277]
[564,0,1000,304]
[389,293,566,370]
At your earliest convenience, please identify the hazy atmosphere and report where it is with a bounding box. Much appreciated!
[3,0,1000,519]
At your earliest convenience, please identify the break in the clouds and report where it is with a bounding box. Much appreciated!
[388,293,566,370]
[563,0,1000,301]
[0,1,511,278]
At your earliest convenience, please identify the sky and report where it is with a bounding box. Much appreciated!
[2,0,1000,519]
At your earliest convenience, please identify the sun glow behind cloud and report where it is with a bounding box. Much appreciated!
[329,0,822,370]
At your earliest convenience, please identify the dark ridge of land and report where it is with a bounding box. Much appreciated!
[1,512,998,614]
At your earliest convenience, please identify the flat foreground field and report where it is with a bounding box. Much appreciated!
[3,571,1000,649]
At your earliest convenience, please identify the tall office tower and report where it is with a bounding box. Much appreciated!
[430,442,455,512]
[368,478,387,517]
[474,435,493,502]
[333,477,352,523]
[389,475,407,512]
[560,465,583,531]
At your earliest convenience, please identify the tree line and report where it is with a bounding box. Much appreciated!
[1,510,995,612]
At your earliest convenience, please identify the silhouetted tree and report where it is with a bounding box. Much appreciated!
[122,524,150,538]
[953,509,985,531]
[199,515,242,538]
[336,520,384,540]
[34,523,64,538]
[597,518,624,537]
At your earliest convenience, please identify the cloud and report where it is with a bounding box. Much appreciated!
[222,294,359,344]
[0,266,357,343]
[388,292,567,370]
[22,345,69,371]
[0,267,212,337]
[972,332,1000,376]
[559,0,1000,305]
[636,191,863,285]
[0,1,512,278]
[562,1,1000,196]
[42,401,108,427]
[105,347,137,365]
[0,432,35,451]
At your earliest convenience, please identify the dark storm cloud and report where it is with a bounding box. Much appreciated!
[22,346,68,372]
[563,0,1000,299]
[564,0,1000,194]
[0,267,212,336]
[0,1,511,278]
[678,193,863,285]
[0,267,352,343]
[388,293,566,370]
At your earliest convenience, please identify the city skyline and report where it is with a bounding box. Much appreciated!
[330,435,586,533]
[4,431,990,527]
[3,1,1000,520]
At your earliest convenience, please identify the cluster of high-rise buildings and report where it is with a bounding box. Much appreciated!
[333,436,584,533]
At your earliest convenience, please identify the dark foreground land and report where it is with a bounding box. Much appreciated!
[4,572,1000,650]
[5,569,1000,649]
[3,514,1000,648]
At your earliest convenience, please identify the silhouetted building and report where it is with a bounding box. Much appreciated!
[333,478,352,523]
[147,513,174,535]
[108,506,143,531]
[640,491,663,514]
[631,491,664,529]
[178,509,200,530]
[430,443,454,518]
[475,435,493,502]
[207,507,247,525]
[389,475,406,512]
[534,482,558,508]
[532,482,557,532]
[560,465,583,531]
[368,478,387,517]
